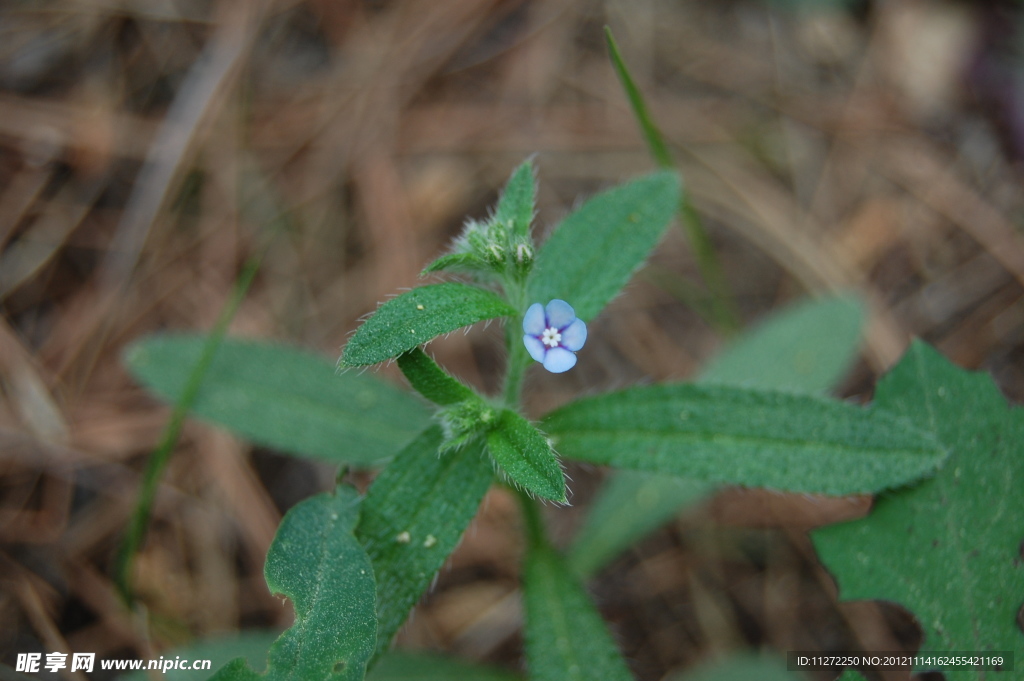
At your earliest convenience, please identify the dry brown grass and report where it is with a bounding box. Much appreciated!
[1,1,1021,680]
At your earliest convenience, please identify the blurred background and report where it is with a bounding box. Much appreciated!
[1,0,1022,680]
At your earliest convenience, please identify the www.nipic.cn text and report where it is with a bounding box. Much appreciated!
[15,652,213,674]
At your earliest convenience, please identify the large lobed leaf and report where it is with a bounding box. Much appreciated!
[528,171,680,322]
[544,383,945,495]
[341,284,516,367]
[125,335,430,466]
[209,488,376,681]
[812,342,1024,680]
[356,426,495,659]
[568,295,865,576]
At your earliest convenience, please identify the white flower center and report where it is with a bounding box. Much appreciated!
[541,326,562,348]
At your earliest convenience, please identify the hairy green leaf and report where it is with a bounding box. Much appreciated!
[397,348,476,406]
[209,488,376,681]
[367,652,519,681]
[813,342,1024,680]
[342,284,516,367]
[125,335,430,466]
[528,171,680,322]
[487,410,565,503]
[568,295,866,576]
[493,159,536,241]
[523,541,633,681]
[545,383,945,495]
[421,252,484,276]
[357,426,494,658]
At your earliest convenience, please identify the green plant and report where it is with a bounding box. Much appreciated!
[114,24,1023,680]
[124,154,1021,681]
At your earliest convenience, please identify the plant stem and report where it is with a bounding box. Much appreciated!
[679,200,740,335]
[517,486,548,550]
[503,333,529,408]
[501,278,530,409]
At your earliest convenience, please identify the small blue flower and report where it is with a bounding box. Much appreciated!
[523,299,587,373]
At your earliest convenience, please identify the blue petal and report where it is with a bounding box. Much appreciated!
[523,335,547,362]
[543,347,577,373]
[560,318,587,352]
[545,299,575,329]
[523,303,546,335]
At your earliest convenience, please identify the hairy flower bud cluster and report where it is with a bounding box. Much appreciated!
[452,217,533,279]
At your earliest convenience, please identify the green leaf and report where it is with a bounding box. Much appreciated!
[568,295,866,576]
[671,654,804,681]
[125,335,430,466]
[356,426,494,658]
[487,410,566,503]
[545,383,945,495]
[367,652,519,681]
[812,342,1024,680]
[341,284,516,367]
[421,252,484,276]
[210,488,376,681]
[568,473,711,577]
[527,171,680,322]
[493,159,536,241]
[699,295,865,393]
[523,541,633,681]
[397,348,476,406]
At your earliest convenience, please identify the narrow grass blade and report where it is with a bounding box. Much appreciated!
[114,253,261,601]
[604,26,739,332]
